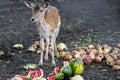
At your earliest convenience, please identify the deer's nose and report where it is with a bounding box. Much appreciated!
[31,18,35,22]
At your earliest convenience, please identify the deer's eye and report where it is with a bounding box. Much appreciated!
[40,10,43,12]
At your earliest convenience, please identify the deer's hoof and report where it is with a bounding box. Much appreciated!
[44,56,49,61]
[52,61,56,66]
[39,60,43,65]
[56,53,60,58]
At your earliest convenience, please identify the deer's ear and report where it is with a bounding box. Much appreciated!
[43,2,50,8]
[24,1,36,8]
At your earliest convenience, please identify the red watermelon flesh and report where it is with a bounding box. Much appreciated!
[54,68,61,74]
[47,75,56,80]
[27,69,43,79]
[63,61,69,66]
[15,75,28,79]
[54,61,69,74]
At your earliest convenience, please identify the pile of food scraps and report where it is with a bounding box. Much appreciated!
[10,42,120,80]
[28,41,120,71]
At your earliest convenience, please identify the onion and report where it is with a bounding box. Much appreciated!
[112,48,119,54]
[112,54,118,60]
[65,54,73,61]
[112,65,120,70]
[103,44,112,53]
[115,60,120,65]
[79,49,86,55]
[57,43,68,51]
[89,52,95,60]
[95,56,102,63]
[73,53,80,59]
[106,57,115,66]
[98,53,104,59]
[59,51,66,58]
[116,43,120,48]
[27,46,36,52]
[88,45,95,49]
[72,50,80,55]
[83,56,92,65]
[97,45,104,54]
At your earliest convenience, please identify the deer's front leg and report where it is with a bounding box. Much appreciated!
[54,30,60,58]
[39,36,44,65]
[51,34,56,66]
[44,37,50,60]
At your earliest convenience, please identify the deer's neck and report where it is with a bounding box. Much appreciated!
[39,7,51,28]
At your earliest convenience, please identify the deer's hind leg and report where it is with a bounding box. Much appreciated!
[54,29,60,58]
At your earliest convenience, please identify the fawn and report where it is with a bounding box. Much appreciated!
[24,1,61,66]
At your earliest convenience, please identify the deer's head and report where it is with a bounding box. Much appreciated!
[24,1,50,22]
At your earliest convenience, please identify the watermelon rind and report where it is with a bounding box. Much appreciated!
[55,72,64,80]
[70,60,84,76]
[62,64,72,77]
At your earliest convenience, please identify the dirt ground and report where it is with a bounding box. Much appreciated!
[0,0,120,80]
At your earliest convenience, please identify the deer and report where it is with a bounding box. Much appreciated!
[24,1,61,66]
